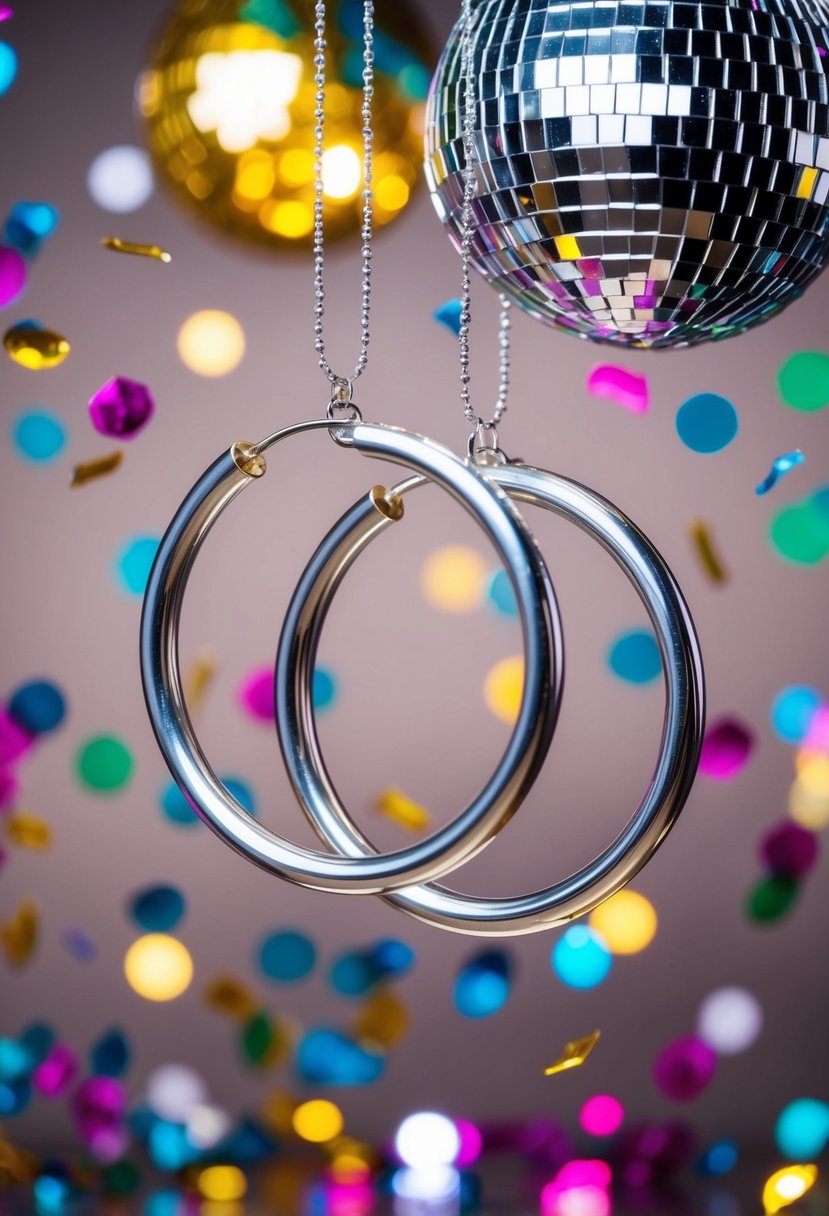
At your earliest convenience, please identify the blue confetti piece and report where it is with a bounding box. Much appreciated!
[90,1029,131,1078]
[258,928,317,983]
[297,1028,385,1086]
[4,201,61,258]
[434,299,463,335]
[755,449,805,495]
[130,885,186,933]
[62,927,97,962]
[454,949,512,1018]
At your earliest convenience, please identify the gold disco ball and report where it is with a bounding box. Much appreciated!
[139,0,433,250]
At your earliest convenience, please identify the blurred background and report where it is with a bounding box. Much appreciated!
[1,1,829,1212]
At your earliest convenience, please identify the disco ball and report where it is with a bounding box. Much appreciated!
[425,0,829,348]
[140,0,432,251]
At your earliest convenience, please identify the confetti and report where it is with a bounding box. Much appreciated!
[6,813,52,850]
[178,310,245,377]
[241,1011,289,1068]
[690,520,728,583]
[124,934,193,1001]
[653,1035,717,1101]
[433,298,462,335]
[76,735,134,792]
[607,629,662,685]
[756,450,805,495]
[0,244,26,307]
[88,376,155,440]
[544,1030,602,1076]
[146,1064,207,1122]
[588,890,657,955]
[579,1094,624,1136]
[771,685,822,743]
[292,1099,344,1144]
[0,707,33,766]
[11,409,67,463]
[198,1165,247,1202]
[586,364,649,413]
[552,927,612,989]
[776,1098,829,1159]
[777,350,829,412]
[676,392,739,453]
[204,974,260,1020]
[296,1029,385,1087]
[0,41,15,96]
[3,322,70,369]
[258,929,316,983]
[115,536,159,596]
[699,718,755,780]
[7,678,66,735]
[129,884,186,933]
[761,822,819,879]
[697,987,763,1055]
[375,788,431,832]
[354,988,409,1048]
[0,8,13,22]
[0,899,39,966]
[33,1043,78,1098]
[697,1139,738,1176]
[421,545,487,613]
[455,950,512,1018]
[748,874,800,923]
[312,665,338,712]
[184,649,218,714]
[0,768,18,810]
[101,236,171,263]
[4,202,60,257]
[769,496,829,565]
[239,668,275,722]
[62,927,97,962]
[87,146,154,214]
[484,655,524,724]
[763,1165,817,1214]
[71,450,124,487]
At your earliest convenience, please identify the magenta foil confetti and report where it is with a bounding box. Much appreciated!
[239,667,275,722]
[0,708,34,767]
[88,376,155,440]
[587,365,649,413]
[33,1042,78,1098]
[805,704,829,749]
[0,766,20,810]
[761,821,820,879]
[699,718,755,780]
[653,1036,717,1102]
[0,246,26,308]
[0,6,12,20]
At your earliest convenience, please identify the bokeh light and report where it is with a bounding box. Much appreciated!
[395,1111,460,1169]
[454,950,512,1018]
[124,935,193,1002]
[698,1139,739,1176]
[87,146,154,213]
[579,1095,625,1137]
[11,410,66,462]
[771,686,822,744]
[116,536,160,596]
[177,310,245,377]
[292,1098,344,1143]
[775,1098,829,1159]
[258,929,316,983]
[696,987,763,1055]
[552,927,612,990]
[129,885,187,934]
[777,351,829,411]
[699,718,755,780]
[7,678,66,735]
[198,1165,247,1202]
[146,1064,207,1123]
[0,40,17,97]
[675,393,739,453]
[486,568,518,617]
[484,655,523,725]
[588,890,657,955]
[0,244,25,308]
[768,499,829,565]
[607,629,662,685]
[788,776,829,830]
[653,1035,717,1101]
[421,545,488,613]
[762,1164,818,1214]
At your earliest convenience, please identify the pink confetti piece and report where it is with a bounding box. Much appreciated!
[760,821,819,879]
[699,717,755,780]
[88,376,155,440]
[34,1042,78,1098]
[0,246,26,308]
[0,766,20,811]
[0,709,34,767]
[804,704,829,749]
[0,5,12,20]
[653,1035,717,1101]
[587,365,649,413]
[239,667,275,722]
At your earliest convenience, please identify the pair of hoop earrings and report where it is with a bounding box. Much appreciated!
[140,409,705,938]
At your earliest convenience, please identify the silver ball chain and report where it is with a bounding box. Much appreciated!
[458,0,512,444]
[313,0,374,402]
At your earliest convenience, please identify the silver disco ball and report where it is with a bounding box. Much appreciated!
[425,0,829,348]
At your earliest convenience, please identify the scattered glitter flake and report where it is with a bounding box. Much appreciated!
[607,629,662,685]
[87,146,154,214]
[4,201,60,256]
[756,450,805,496]
[241,1011,288,1069]
[101,236,171,263]
[88,376,155,440]
[6,813,52,850]
[0,245,26,308]
[75,735,134,792]
[748,874,800,923]
[354,988,409,1048]
[239,667,275,722]
[777,351,829,412]
[699,718,755,780]
[760,821,819,879]
[586,365,649,413]
[204,974,260,1020]
[258,929,317,983]
[553,926,612,990]
[115,536,159,596]
[8,678,66,735]
[0,707,34,766]
[653,1035,717,1101]
[62,927,97,962]
[3,323,70,370]
[676,393,739,453]
[690,520,729,584]
[455,950,512,1018]
[129,884,187,933]
[0,900,39,966]
[544,1030,602,1077]
[762,1165,818,1214]
[184,649,218,714]
[33,1043,78,1098]
[375,787,431,832]
[433,298,462,335]
[11,409,67,463]
[124,934,193,1001]
[71,450,124,487]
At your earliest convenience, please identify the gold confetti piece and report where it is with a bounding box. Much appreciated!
[6,814,53,851]
[0,900,39,967]
[101,236,172,263]
[70,450,124,488]
[690,520,728,584]
[544,1029,602,1076]
[375,788,431,832]
[763,1164,818,1214]
[184,648,219,714]
[204,973,259,1020]
[354,987,409,1049]
[3,324,70,370]
[260,1091,298,1137]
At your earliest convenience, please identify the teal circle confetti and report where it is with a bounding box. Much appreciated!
[160,774,255,826]
[769,500,829,565]
[608,629,662,685]
[90,1029,130,1078]
[777,351,829,412]
[7,679,66,735]
[770,685,822,744]
[552,925,612,989]
[312,666,338,713]
[116,537,159,596]
[454,951,512,1018]
[0,41,17,97]
[775,1098,829,1159]
[296,1028,385,1086]
[258,929,317,983]
[76,735,134,793]
[0,1038,33,1084]
[331,951,381,997]
[130,885,186,933]
[676,393,739,453]
[0,1079,31,1116]
[486,569,518,618]
[12,411,66,463]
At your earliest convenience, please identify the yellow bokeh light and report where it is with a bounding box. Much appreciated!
[177,310,245,377]
[484,656,524,726]
[329,1138,374,1183]
[280,147,315,187]
[588,889,658,955]
[124,934,193,1002]
[292,1099,344,1144]
[198,1165,248,1202]
[235,150,275,201]
[421,545,488,613]
[762,1164,817,1214]
[322,145,362,200]
[788,775,829,830]
[795,748,829,796]
[260,198,314,239]
[375,174,410,212]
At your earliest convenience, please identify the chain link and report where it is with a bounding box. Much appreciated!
[313,0,374,394]
[458,0,512,443]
